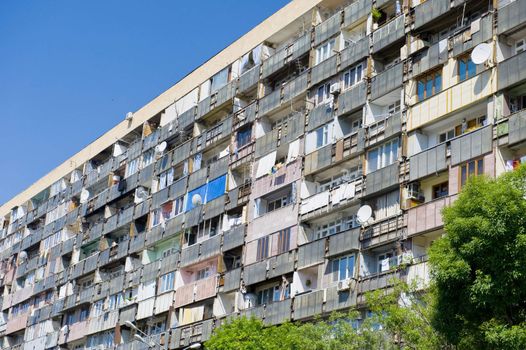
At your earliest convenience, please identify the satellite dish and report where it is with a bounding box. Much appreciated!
[155,141,167,155]
[125,112,134,121]
[471,43,492,65]
[18,251,28,262]
[191,193,203,207]
[356,205,373,225]
[134,187,148,204]
[80,189,90,204]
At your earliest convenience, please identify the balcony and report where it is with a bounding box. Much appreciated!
[408,69,496,131]
[366,112,402,148]
[314,11,341,46]
[498,49,526,91]
[364,162,400,197]
[409,143,447,181]
[370,63,403,101]
[497,0,526,35]
[6,312,28,334]
[450,125,493,166]
[252,159,302,198]
[407,196,455,236]
[170,319,214,349]
[409,41,448,79]
[336,81,367,116]
[264,298,292,325]
[304,130,365,175]
[297,238,326,269]
[339,36,369,72]
[343,0,371,28]
[174,276,217,307]
[59,320,88,344]
[357,269,403,303]
[222,224,246,252]
[508,109,526,145]
[406,257,430,290]
[327,227,360,256]
[372,15,405,53]
[222,267,241,292]
[360,214,405,249]
[238,65,260,94]
[293,289,324,320]
[413,0,452,30]
[311,55,338,86]
[451,13,493,58]
[299,179,361,220]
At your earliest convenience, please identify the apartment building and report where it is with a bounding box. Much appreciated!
[1,0,525,348]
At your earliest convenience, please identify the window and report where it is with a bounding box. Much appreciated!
[237,126,252,148]
[343,63,363,89]
[158,168,174,191]
[257,283,290,305]
[266,195,289,213]
[277,228,291,254]
[315,124,330,149]
[432,182,449,199]
[388,100,401,115]
[142,150,154,168]
[367,138,399,173]
[332,255,355,282]
[125,158,139,178]
[459,158,484,188]
[256,236,270,261]
[315,215,358,239]
[159,272,175,292]
[316,83,331,105]
[417,70,442,101]
[377,252,395,273]
[174,196,184,216]
[509,95,526,113]
[319,174,344,192]
[458,56,476,82]
[515,38,526,54]
[439,128,457,143]
[316,39,335,64]
[196,267,210,281]
[108,293,124,310]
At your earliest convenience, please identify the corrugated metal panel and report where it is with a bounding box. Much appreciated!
[243,261,267,286]
[311,55,338,85]
[268,252,295,279]
[197,96,212,119]
[498,50,526,90]
[223,268,241,292]
[290,33,311,60]
[136,297,155,320]
[327,228,360,257]
[497,0,526,34]
[450,126,493,166]
[199,234,222,261]
[452,13,493,57]
[180,243,201,267]
[258,89,281,117]
[264,299,291,325]
[238,65,260,93]
[173,141,192,165]
[282,73,308,102]
[187,168,208,192]
[314,11,341,45]
[118,305,137,325]
[325,285,356,312]
[293,289,324,320]
[414,0,450,29]
[337,81,367,116]
[223,225,245,251]
[254,128,279,158]
[155,292,174,314]
[209,157,229,180]
[370,63,403,100]
[365,162,399,196]
[372,15,405,53]
[339,36,369,71]
[343,0,371,28]
[185,206,203,228]
[509,110,526,145]
[307,103,333,132]
[262,48,287,79]
[409,143,447,181]
[178,107,195,130]
[297,239,325,269]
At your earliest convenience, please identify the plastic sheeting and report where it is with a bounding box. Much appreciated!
[185,174,227,212]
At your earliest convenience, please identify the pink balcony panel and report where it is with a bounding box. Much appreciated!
[407,196,457,235]
[195,276,217,302]
[175,283,195,308]
[6,313,28,334]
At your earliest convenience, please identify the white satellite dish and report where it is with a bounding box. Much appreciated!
[80,189,90,204]
[471,43,492,65]
[134,187,149,204]
[18,251,28,262]
[191,193,203,207]
[125,112,134,121]
[155,141,167,155]
[356,205,373,225]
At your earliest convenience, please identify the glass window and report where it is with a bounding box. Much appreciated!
[459,158,484,188]
[316,39,335,64]
[277,228,291,254]
[256,236,270,261]
[458,56,476,82]
[417,70,442,101]
[159,272,175,292]
[367,139,399,173]
[315,124,329,148]
[343,63,363,89]
[332,255,355,281]
[432,182,449,199]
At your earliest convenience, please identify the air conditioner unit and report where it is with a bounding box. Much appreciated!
[330,82,341,95]
[337,278,355,292]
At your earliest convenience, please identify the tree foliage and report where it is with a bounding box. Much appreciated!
[429,166,526,349]
[205,281,445,350]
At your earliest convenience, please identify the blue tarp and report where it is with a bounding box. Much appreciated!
[184,174,227,212]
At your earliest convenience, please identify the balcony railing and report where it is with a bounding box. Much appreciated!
[407,196,455,236]
[372,14,405,53]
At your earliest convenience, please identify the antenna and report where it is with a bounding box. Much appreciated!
[471,43,492,65]
[356,205,374,225]
[80,189,90,204]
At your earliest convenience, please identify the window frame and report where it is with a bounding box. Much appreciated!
[459,158,484,189]
[416,69,442,101]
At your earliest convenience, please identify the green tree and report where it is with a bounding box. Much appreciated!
[429,166,526,349]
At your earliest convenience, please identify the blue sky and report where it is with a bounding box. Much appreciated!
[0,0,289,205]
